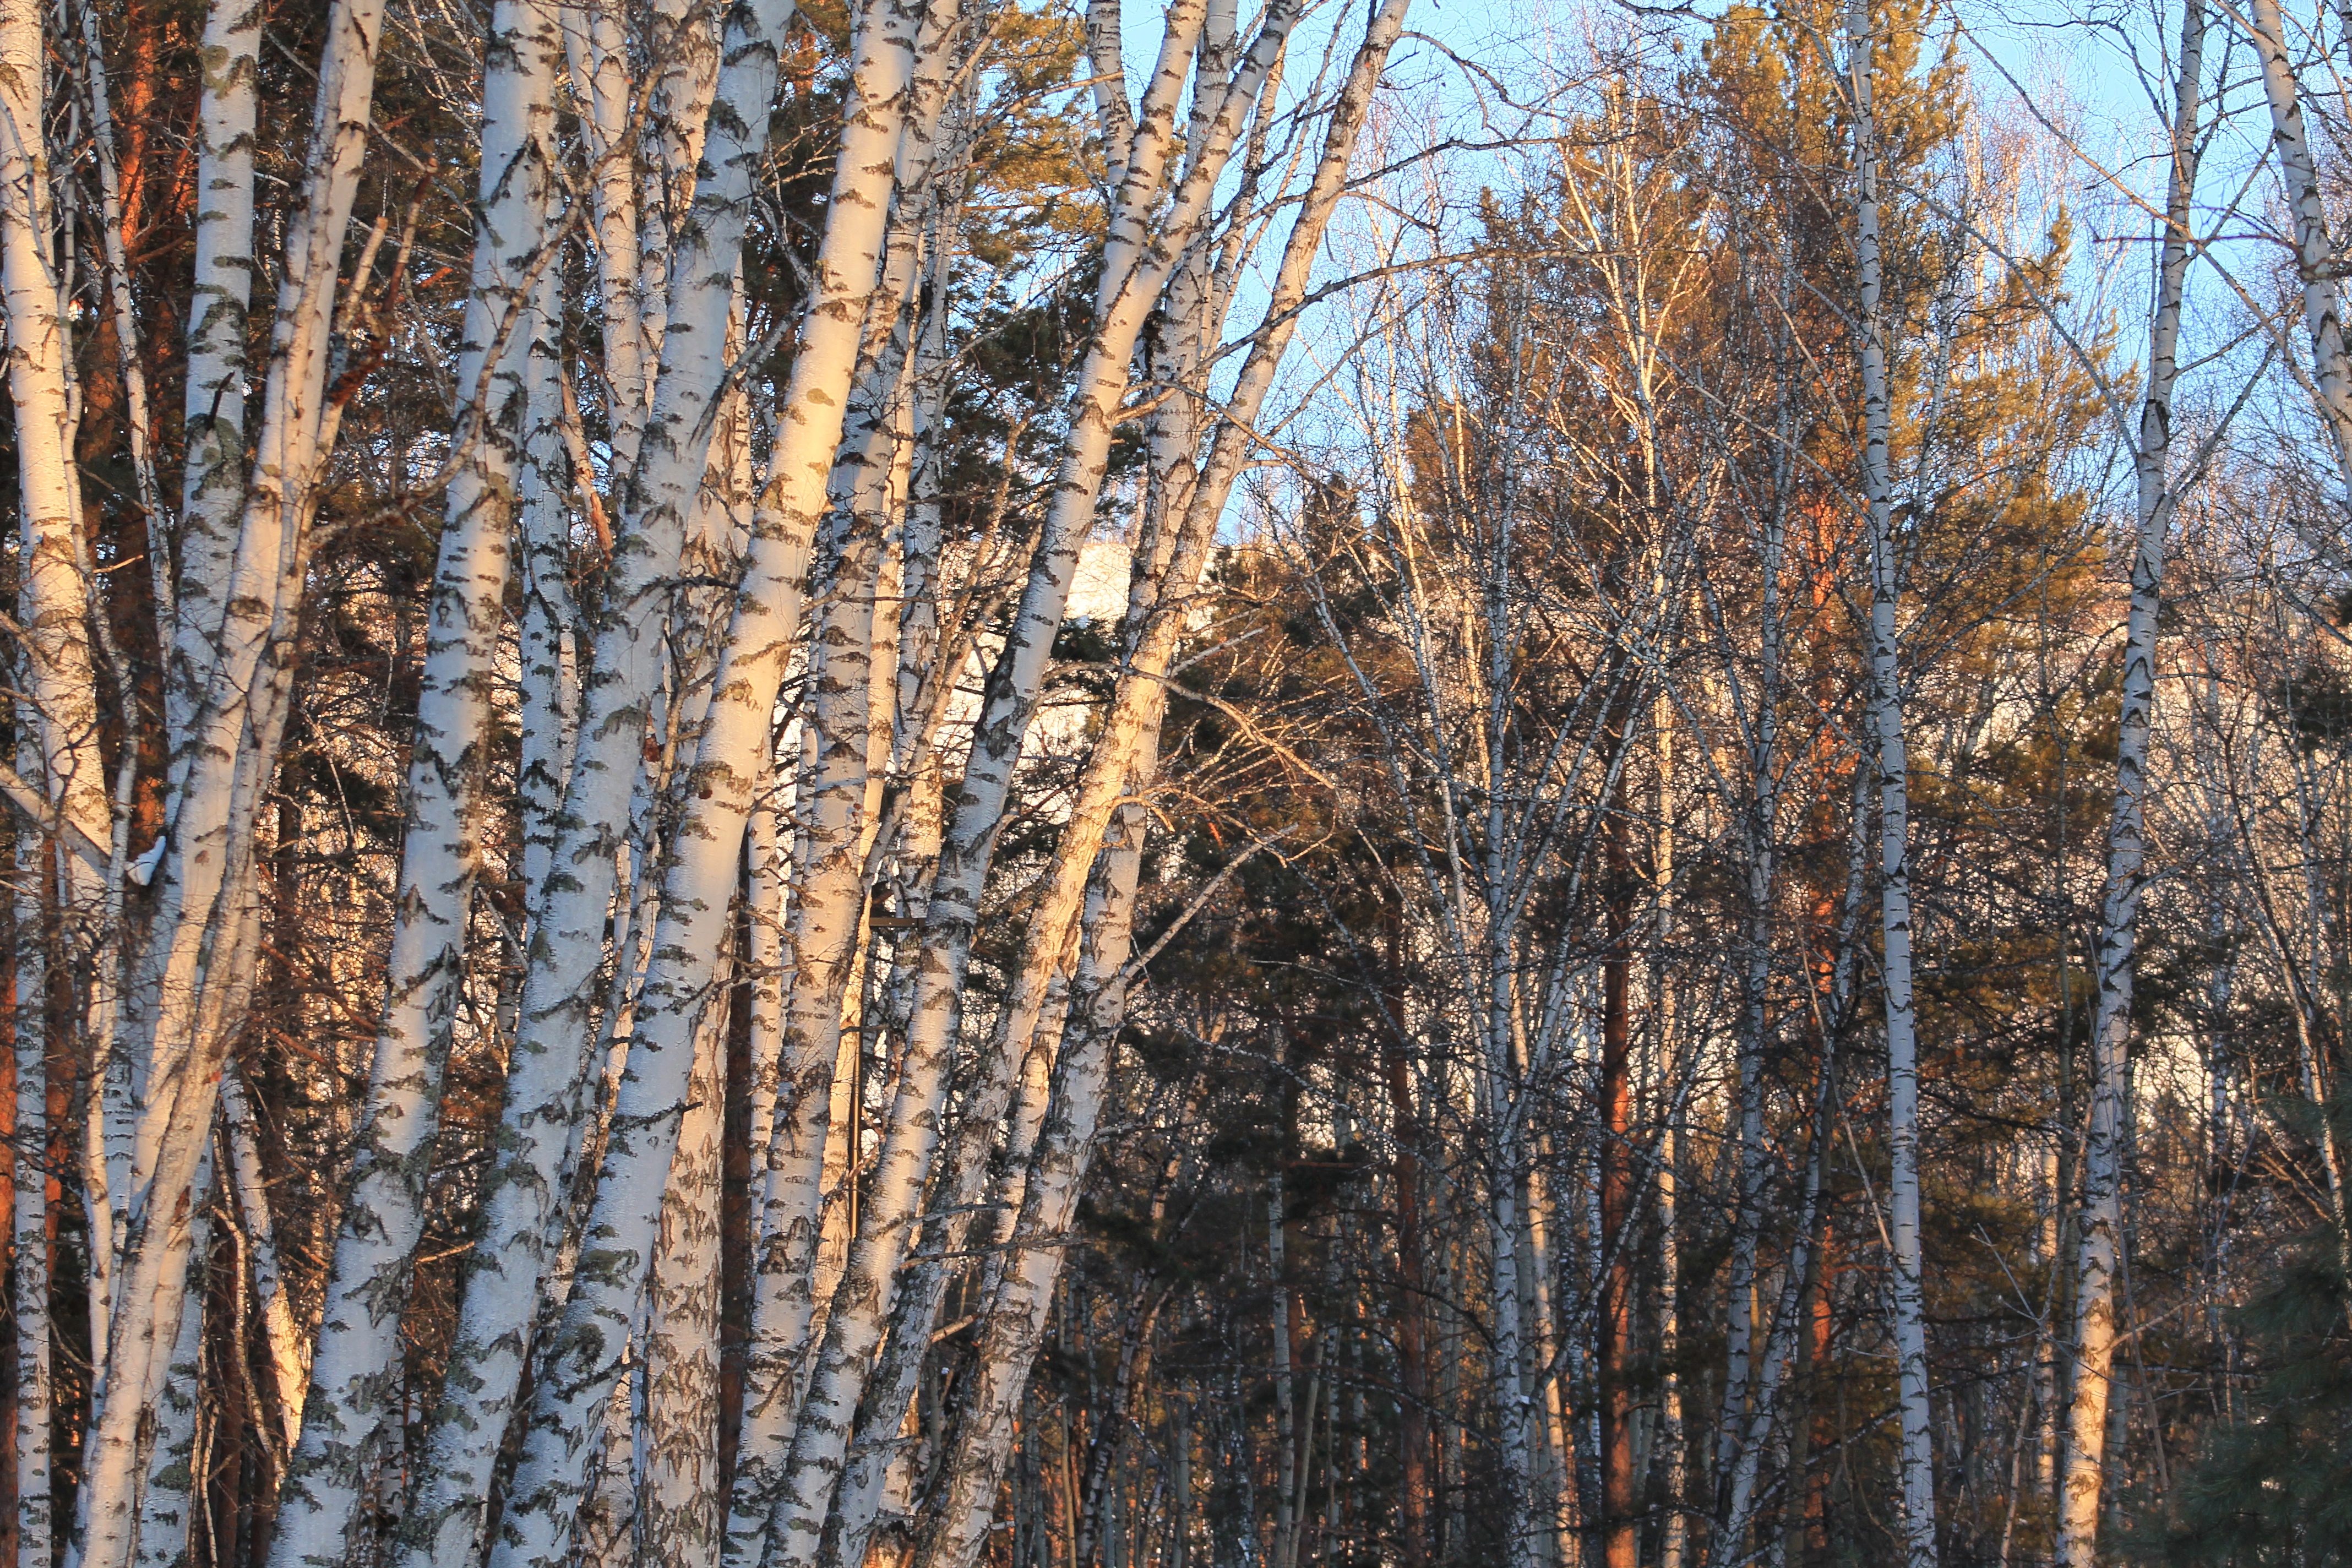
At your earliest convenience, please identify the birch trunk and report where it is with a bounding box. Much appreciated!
[167,0,263,737]
[901,13,1409,1556]
[1713,298,1790,1526]
[517,264,581,902]
[0,0,111,972]
[398,2,802,1554]
[13,834,51,1568]
[639,952,736,1568]
[723,32,969,1553]
[99,0,396,1523]
[1851,7,1937,1560]
[912,796,1153,1568]
[223,1071,305,1449]
[476,0,927,1559]
[131,1156,214,1568]
[2055,6,2203,1561]
[2249,0,2352,497]
[268,3,560,1554]
[0,26,88,1568]
[726,2,1309,1553]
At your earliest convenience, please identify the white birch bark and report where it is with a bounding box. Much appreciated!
[1850,7,1936,1561]
[1718,1096,1831,1559]
[745,793,790,1160]
[100,0,394,1511]
[470,0,923,1560]
[0,0,111,951]
[398,2,803,1554]
[167,0,263,738]
[517,264,581,903]
[576,1355,641,1568]
[267,4,562,1555]
[745,7,1310,1551]
[14,832,52,1568]
[560,0,651,475]
[130,1155,214,1568]
[2248,0,2352,498]
[2,7,127,1556]
[2054,6,2204,1561]
[0,13,78,1442]
[901,13,1409,1558]
[637,949,734,1568]
[222,1070,306,1449]
[912,795,1153,1568]
[81,868,272,1568]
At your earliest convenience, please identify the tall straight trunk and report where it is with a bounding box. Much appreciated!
[560,0,651,476]
[131,1156,213,1568]
[397,2,800,1556]
[0,9,91,1562]
[123,0,383,1193]
[1385,1026,1433,1568]
[1713,516,1782,1512]
[1850,7,1937,1561]
[725,26,968,1553]
[1269,1169,1299,1568]
[55,0,390,1547]
[515,264,579,905]
[0,0,112,988]
[2055,6,2204,1561]
[268,3,560,1554]
[1654,711,1685,1568]
[911,793,1155,1568]
[1718,1082,1833,1559]
[1471,398,1537,1568]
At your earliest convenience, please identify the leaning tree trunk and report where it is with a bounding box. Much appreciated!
[474,0,930,1561]
[727,1,1309,1556]
[908,13,1411,1558]
[394,4,801,1560]
[2250,0,2352,498]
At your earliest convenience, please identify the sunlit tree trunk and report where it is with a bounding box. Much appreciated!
[477,0,929,1559]
[130,1154,213,1568]
[909,14,1409,1558]
[167,0,262,738]
[12,829,51,1568]
[398,3,799,1556]
[268,3,560,1554]
[0,9,94,1558]
[2056,7,2204,1559]
[639,957,736,1568]
[1850,7,1937,1561]
[732,2,1310,1556]
[2249,0,2352,496]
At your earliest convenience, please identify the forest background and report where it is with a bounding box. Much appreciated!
[0,0,2346,1565]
